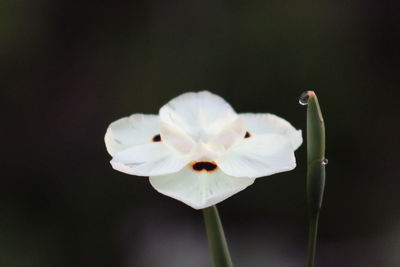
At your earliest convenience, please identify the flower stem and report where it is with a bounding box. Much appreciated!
[304,91,326,267]
[202,205,234,267]
[307,212,320,267]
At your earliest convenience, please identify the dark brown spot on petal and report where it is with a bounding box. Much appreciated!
[191,161,218,172]
[152,134,162,142]
[244,131,251,138]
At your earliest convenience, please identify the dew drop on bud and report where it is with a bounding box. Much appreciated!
[322,158,328,165]
[299,91,309,105]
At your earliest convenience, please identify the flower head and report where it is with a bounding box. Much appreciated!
[105,91,302,209]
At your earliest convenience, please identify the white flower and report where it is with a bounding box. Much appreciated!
[105,91,302,209]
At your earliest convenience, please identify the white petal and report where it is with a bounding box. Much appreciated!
[241,113,303,150]
[111,142,190,176]
[105,114,159,156]
[159,91,239,142]
[149,166,254,209]
[209,116,246,150]
[216,134,296,178]
[159,122,196,154]
[185,117,246,161]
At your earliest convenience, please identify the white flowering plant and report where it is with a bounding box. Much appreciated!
[104,90,326,267]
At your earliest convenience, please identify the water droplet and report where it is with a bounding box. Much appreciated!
[299,91,309,105]
[322,158,328,165]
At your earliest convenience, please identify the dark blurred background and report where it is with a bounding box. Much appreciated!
[2,0,400,266]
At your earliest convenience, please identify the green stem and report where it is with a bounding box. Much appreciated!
[304,91,326,267]
[202,205,234,267]
[307,212,320,267]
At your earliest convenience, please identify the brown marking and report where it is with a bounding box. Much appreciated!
[190,161,218,172]
[152,134,162,142]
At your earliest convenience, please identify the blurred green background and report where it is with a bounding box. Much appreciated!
[2,0,400,266]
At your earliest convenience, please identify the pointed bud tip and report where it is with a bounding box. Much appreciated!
[307,91,316,98]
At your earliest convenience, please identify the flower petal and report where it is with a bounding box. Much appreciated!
[159,121,196,154]
[149,166,254,209]
[209,116,246,150]
[216,134,296,178]
[111,142,190,176]
[105,114,159,156]
[159,91,239,142]
[240,113,303,150]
